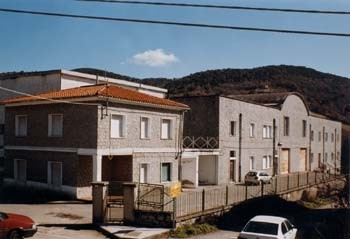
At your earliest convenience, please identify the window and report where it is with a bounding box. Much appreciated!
[331,133,334,142]
[15,115,27,137]
[331,152,334,161]
[325,132,328,142]
[14,159,26,182]
[140,117,150,139]
[48,114,63,137]
[281,223,288,235]
[262,156,268,169]
[310,153,314,163]
[111,114,126,138]
[325,153,328,162]
[140,163,148,183]
[268,155,272,168]
[337,133,340,141]
[263,125,272,139]
[249,156,255,170]
[230,150,236,159]
[302,120,307,137]
[283,117,289,136]
[319,131,322,141]
[0,124,4,135]
[161,163,171,182]
[48,161,62,187]
[311,130,314,141]
[161,119,172,139]
[249,123,255,137]
[230,121,236,136]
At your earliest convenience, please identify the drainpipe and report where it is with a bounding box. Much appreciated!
[309,124,312,171]
[334,128,337,174]
[323,126,325,166]
[177,111,185,182]
[272,118,277,176]
[238,113,242,182]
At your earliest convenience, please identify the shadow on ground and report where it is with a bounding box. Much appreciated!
[0,184,75,204]
[216,196,350,239]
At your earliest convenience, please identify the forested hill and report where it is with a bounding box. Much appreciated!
[75,65,350,124]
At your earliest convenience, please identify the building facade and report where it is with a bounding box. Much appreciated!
[2,84,188,198]
[176,93,342,187]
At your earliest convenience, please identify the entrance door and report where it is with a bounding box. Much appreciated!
[280,149,290,174]
[140,164,148,183]
[230,160,236,182]
[299,149,307,171]
[50,162,62,187]
[15,159,26,182]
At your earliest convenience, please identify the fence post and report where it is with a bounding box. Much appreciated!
[315,171,317,184]
[287,174,290,191]
[306,172,309,185]
[225,185,229,206]
[172,198,177,228]
[245,184,248,200]
[261,182,264,197]
[91,181,109,224]
[275,176,278,194]
[123,182,137,224]
[297,172,300,188]
[202,188,205,212]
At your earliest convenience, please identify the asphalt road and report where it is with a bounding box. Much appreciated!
[33,226,108,239]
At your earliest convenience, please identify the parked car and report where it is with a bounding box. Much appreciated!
[244,170,272,185]
[0,212,37,239]
[238,215,297,239]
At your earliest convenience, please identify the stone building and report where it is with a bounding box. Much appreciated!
[176,92,342,187]
[1,84,189,198]
[0,69,167,166]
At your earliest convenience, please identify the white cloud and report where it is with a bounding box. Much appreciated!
[131,49,179,67]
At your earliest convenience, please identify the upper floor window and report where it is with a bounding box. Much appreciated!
[230,150,236,159]
[111,114,126,138]
[262,155,272,169]
[263,125,272,139]
[331,152,334,161]
[140,117,150,139]
[48,114,63,137]
[311,130,314,141]
[325,132,328,142]
[302,120,307,137]
[331,133,334,142]
[230,121,236,136]
[325,152,328,162]
[310,153,314,163]
[283,117,289,136]
[161,162,171,182]
[15,115,27,137]
[318,131,321,142]
[249,156,255,170]
[249,123,255,138]
[161,119,172,140]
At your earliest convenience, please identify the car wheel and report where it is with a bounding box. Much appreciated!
[7,230,23,239]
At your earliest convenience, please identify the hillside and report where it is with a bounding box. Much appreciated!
[75,65,350,124]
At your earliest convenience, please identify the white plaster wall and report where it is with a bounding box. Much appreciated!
[61,77,93,89]
[181,157,198,187]
[137,89,166,99]
[198,155,217,184]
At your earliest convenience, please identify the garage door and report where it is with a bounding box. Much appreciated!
[280,149,290,174]
[299,149,307,171]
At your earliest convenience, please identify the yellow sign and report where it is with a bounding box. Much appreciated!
[169,181,182,198]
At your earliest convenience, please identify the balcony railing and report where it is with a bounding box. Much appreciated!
[183,136,219,149]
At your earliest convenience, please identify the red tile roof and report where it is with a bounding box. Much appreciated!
[1,84,190,110]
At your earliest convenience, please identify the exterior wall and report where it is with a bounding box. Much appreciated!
[174,96,219,138]
[132,152,178,184]
[5,104,98,149]
[279,95,309,173]
[219,97,280,183]
[310,116,342,172]
[97,103,182,150]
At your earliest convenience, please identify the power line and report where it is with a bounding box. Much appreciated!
[1,8,350,37]
[77,0,350,15]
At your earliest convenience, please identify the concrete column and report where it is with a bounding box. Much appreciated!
[91,181,109,224]
[92,154,102,182]
[123,182,137,223]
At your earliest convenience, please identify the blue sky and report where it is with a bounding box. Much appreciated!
[0,0,350,78]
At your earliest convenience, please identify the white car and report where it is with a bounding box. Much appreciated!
[244,171,272,185]
[238,215,297,239]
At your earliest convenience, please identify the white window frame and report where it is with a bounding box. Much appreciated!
[139,163,149,183]
[161,162,172,182]
[284,116,289,136]
[262,156,268,169]
[110,114,127,138]
[249,123,255,138]
[229,150,236,160]
[140,116,150,140]
[263,125,272,139]
[161,118,173,140]
[230,121,236,136]
[48,114,63,137]
[15,115,27,137]
[249,156,255,170]
[47,161,62,187]
[14,159,26,182]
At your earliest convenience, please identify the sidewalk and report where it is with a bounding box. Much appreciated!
[100,225,169,239]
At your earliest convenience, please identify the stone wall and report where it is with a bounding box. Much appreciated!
[134,210,174,228]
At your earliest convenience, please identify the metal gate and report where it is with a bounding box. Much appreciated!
[137,183,173,212]
[106,181,124,223]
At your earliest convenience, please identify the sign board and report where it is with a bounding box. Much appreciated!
[169,181,182,198]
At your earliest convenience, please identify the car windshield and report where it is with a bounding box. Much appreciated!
[0,212,8,220]
[260,172,269,176]
[243,221,279,235]
[247,172,257,176]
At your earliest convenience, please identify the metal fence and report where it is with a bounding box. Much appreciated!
[136,172,342,221]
